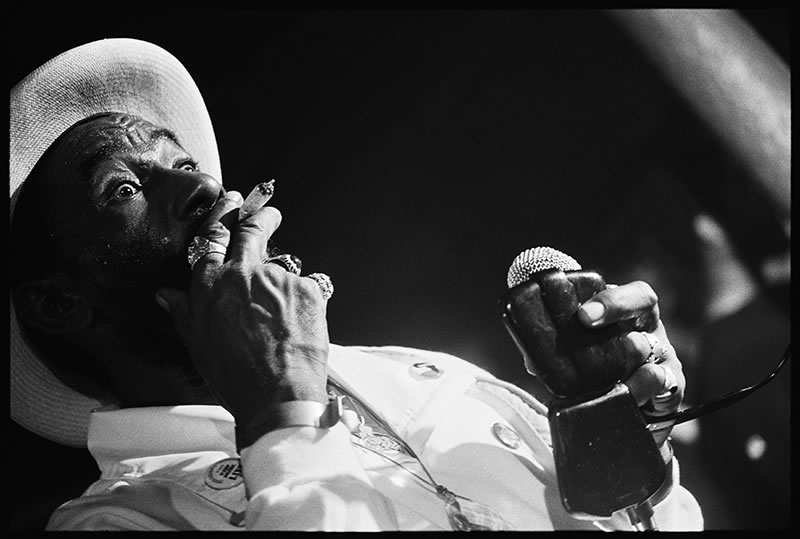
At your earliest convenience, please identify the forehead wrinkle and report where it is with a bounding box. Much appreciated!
[75,127,182,181]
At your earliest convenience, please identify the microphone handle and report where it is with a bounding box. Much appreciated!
[626,501,658,531]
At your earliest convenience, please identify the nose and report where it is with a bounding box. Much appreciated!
[151,168,223,222]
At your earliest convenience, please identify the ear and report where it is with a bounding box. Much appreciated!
[13,276,94,335]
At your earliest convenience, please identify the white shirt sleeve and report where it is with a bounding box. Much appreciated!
[240,422,400,530]
[648,457,704,531]
[595,456,704,531]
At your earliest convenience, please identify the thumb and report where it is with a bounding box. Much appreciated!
[155,287,190,327]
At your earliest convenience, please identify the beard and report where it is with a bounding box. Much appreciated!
[81,216,201,372]
[97,239,192,359]
[83,216,281,376]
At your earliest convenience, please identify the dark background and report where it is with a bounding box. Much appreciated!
[9,8,790,530]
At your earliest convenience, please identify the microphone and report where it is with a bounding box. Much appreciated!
[499,246,666,529]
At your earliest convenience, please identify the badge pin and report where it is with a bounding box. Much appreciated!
[205,457,243,490]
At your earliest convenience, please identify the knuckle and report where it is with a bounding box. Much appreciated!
[298,276,322,299]
[629,364,661,400]
[643,364,662,387]
[624,331,649,359]
[633,280,658,305]
[263,205,282,222]
[262,262,287,281]
[238,219,266,235]
[241,206,282,228]
[203,221,230,242]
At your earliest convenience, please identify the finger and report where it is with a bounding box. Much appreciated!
[576,280,660,331]
[198,190,243,246]
[154,287,191,337]
[190,191,243,278]
[624,362,678,407]
[624,330,654,365]
[625,329,665,365]
[227,205,283,266]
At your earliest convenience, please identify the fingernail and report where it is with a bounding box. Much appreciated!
[579,301,606,326]
[154,293,171,313]
[655,364,678,398]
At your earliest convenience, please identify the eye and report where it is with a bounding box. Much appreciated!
[177,159,199,173]
[113,181,142,200]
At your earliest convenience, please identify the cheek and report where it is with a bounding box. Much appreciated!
[88,237,191,336]
[82,215,192,295]
[66,198,205,311]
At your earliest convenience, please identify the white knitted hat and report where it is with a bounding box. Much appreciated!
[9,38,222,447]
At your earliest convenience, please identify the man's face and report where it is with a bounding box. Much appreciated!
[46,113,223,352]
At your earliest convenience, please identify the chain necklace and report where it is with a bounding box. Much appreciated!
[326,378,514,531]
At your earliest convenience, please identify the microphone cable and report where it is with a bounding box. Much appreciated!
[646,342,791,432]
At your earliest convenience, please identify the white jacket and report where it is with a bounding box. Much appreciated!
[47,344,703,531]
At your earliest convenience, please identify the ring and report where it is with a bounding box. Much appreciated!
[642,332,661,364]
[306,273,334,302]
[266,253,303,275]
[187,236,227,270]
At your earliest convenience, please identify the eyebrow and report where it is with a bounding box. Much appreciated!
[77,128,183,179]
[150,128,181,146]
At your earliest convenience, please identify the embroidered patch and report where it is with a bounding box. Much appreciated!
[205,457,243,490]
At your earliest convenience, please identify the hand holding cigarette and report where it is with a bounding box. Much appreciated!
[236,179,334,302]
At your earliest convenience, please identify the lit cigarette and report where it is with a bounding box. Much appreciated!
[239,180,275,220]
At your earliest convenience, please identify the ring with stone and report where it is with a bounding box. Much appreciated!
[187,236,227,270]
[306,272,334,302]
[266,253,303,275]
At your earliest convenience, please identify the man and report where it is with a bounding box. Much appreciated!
[10,38,702,530]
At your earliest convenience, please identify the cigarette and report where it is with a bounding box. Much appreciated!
[239,180,275,220]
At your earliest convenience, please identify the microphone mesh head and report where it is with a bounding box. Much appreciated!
[507,246,582,288]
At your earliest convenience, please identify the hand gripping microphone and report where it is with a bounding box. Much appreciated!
[499,247,667,529]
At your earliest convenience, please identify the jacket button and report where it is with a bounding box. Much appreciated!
[409,362,443,379]
[492,423,521,450]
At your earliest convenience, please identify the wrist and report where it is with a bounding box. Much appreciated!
[272,381,329,404]
[271,345,330,403]
[235,395,344,451]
